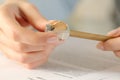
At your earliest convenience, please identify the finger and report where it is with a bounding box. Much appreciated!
[0,6,58,45]
[15,14,30,27]
[22,56,48,69]
[97,27,120,51]
[19,2,48,31]
[98,37,120,51]
[0,43,48,64]
[114,51,120,57]
[0,10,22,40]
[20,45,56,69]
[0,32,46,52]
[0,9,35,44]
[0,7,60,45]
[97,42,105,50]
[0,14,58,45]
[0,27,57,52]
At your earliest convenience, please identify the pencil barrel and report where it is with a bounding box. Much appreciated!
[70,30,113,41]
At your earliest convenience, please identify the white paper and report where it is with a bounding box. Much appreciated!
[0,37,120,80]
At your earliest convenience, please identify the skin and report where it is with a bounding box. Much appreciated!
[1,0,119,69]
[97,27,120,58]
[0,0,62,69]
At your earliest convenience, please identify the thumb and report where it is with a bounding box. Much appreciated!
[19,2,47,31]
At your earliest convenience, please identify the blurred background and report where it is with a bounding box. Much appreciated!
[28,0,120,34]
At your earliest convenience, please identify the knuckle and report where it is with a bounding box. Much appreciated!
[25,64,31,69]
[25,63,34,69]
[15,43,27,52]
[6,29,20,42]
[12,31,21,41]
[18,54,28,63]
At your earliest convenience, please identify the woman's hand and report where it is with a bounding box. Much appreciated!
[97,27,120,57]
[0,0,61,69]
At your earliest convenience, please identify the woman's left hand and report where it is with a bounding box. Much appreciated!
[97,27,120,57]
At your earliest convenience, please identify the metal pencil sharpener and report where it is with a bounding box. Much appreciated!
[45,21,70,41]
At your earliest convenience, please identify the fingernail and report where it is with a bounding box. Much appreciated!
[47,37,58,43]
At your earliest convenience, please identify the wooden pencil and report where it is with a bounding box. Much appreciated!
[70,30,114,41]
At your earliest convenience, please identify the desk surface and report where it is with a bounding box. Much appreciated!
[0,37,120,80]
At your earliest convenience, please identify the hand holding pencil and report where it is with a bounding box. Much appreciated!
[97,28,120,57]
[49,20,120,58]
[0,0,62,69]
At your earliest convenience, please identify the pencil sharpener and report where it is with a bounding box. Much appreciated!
[45,21,70,41]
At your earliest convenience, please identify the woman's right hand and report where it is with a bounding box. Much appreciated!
[0,0,61,69]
